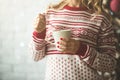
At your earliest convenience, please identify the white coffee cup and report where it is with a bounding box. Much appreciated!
[52,30,71,51]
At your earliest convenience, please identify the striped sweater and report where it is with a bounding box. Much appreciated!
[30,5,118,80]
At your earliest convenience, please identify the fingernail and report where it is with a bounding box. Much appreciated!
[57,42,59,44]
[60,38,63,40]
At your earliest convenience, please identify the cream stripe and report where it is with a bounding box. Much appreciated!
[49,16,101,26]
[48,9,110,23]
[99,46,116,48]
[48,23,99,32]
[74,38,96,45]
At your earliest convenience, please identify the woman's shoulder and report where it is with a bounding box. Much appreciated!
[97,11,112,22]
[86,10,111,21]
[45,8,58,15]
[46,8,63,13]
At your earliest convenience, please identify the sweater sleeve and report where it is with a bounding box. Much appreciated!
[79,16,118,73]
[30,30,46,61]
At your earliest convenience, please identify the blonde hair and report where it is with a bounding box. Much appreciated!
[47,0,112,21]
[48,0,103,14]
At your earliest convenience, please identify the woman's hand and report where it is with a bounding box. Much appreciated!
[57,38,80,54]
[34,13,46,33]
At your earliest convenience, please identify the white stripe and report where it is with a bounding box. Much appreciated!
[99,46,116,48]
[73,38,96,45]
[48,9,110,24]
[48,23,99,32]
[48,16,102,26]
[48,9,93,15]
[102,31,113,36]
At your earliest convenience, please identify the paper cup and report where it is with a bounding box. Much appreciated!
[52,30,71,51]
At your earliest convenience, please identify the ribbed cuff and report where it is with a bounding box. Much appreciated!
[33,30,46,39]
[76,43,87,57]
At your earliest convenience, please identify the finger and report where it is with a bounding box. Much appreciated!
[34,14,45,25]
[64,39,76,53]
[58,38,76,53]
[39,13,45,17]
[58,40,67,48]
[60,38,69,42]
[58,38,69,47]
[58,39,72,52]
[57,44,67,52]
[39,14,46,20]
[58,44,72,53]
[36,15,46,28]
[66,40,72,47]
[36,14,45,25]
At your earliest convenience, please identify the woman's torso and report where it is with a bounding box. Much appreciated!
[44,7,106,80]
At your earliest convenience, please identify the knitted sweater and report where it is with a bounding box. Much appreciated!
[30,5,117,80]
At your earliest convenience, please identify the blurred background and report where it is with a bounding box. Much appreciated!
[0,0,59,80]
[0,0,120,80]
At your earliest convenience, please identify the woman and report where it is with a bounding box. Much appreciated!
[30,0,118,80]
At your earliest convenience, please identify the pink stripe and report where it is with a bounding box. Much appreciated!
[32,36,41,40]
[49,20,90,25]
[32,36,45,44]
[96,16,110,25]
[46,50,77,55]
[47,9,109,22]
[105,26,113,32]
[48,13,91,18]
[49,20,99,27]
[80,45,90,59]
[90,53,97,65]
[32,36,44,42]
[47,10,91,16]
[48,21,99,30]
[47,52,75,55]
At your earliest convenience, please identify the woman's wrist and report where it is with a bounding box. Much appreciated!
[33,30,46,39]
[74,40,80,53]
[34,27,46,33]
[76,41,87,56]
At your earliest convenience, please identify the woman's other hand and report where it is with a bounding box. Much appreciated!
[57,38,80,54]
[34,13,46,33]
